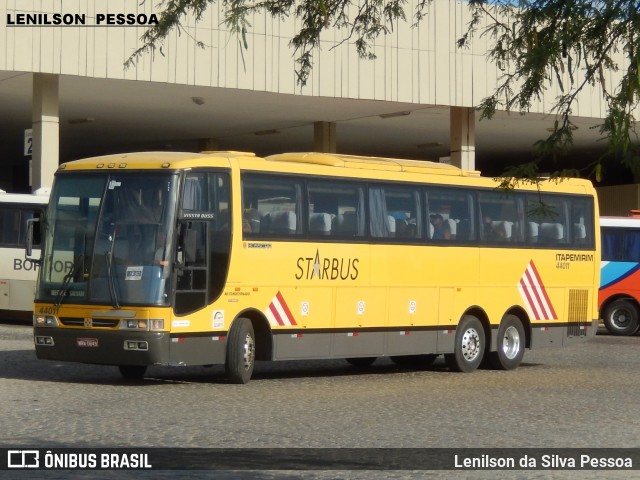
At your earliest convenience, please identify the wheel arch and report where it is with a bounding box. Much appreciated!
[232,308,273,361]
[599,294,640,319]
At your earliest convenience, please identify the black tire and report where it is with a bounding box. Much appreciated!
[488,315,525,370]
[444,315,485,373]
[390,354,438,367]
[603,299,640,336]
[345,357,377,367]
[225,318,256,384]
[118,365,147,379]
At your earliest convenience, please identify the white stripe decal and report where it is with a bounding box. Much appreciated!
[265,291,297,327]
[518,260,558,321]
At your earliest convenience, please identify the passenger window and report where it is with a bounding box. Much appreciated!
[0,207,22,246]
[242,176,302,237]
[369,185,421,239]
[308,181,365,237]
[426,188,474,242]
[571,197,595,248]
[526,194,569,246]
[478,191,522,243]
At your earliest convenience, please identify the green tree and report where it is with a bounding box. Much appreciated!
[128,0,640,180]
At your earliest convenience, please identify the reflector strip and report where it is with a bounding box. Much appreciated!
[518,260,558,321]
[265,291,297,327]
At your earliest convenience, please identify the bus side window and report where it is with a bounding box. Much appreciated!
[242,175,302,237]
[370,185,421,240]
[0,207,21,246]
[527,194,569,246]
[571,198,594,248]
[426,188,474,242]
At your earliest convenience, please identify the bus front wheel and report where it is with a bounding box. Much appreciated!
[445,315,485,373]
[487,315,525,370]
[225,318,256,384]
[603,300,640,336]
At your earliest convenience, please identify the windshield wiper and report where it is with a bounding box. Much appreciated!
[105,251,120,309]
[55,255,83,307]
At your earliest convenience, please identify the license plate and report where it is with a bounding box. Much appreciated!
[77,337,99,347]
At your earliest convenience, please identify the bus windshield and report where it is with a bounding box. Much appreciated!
[36,173,179,307]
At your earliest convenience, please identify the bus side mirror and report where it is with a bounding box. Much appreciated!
[181,228,197,264]
[25,217,41,263]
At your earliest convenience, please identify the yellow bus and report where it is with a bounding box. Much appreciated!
[31,151,599,383]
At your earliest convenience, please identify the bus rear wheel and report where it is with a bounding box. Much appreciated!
[225,317,256,384]
[445,315,485,373]
[603,300,640,336]
[488,315,525,370]
[118,365,147,379]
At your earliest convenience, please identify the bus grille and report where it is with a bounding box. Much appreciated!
[59,317,120,328]
[567,289,589,337]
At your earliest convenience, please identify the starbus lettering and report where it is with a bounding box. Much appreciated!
[295,249,359,280]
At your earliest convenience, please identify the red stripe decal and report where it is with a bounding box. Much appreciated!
[276,291,297,326]
[529,261,558,319]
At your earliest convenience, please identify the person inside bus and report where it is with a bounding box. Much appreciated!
[483,215,509,241]
[429,213,451,240]
[153,231,169,267]
[483,215,500,240]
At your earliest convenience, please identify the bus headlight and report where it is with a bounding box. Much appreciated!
[149,319,164,331]
[34,314,59,327]
[119,319,164,331]
[121,319,148,330]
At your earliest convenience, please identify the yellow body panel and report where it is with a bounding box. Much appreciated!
[34,151,600,373]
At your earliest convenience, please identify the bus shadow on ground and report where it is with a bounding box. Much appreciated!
[0,348,542,386]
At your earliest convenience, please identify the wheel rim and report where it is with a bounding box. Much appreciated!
[461,327,481,362]
[243,333,255,371]
[501,325,521,360]
[611,308,632,330]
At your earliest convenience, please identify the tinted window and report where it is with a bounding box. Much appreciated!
[242,176,303,236]
[526,194,569,246]
[369,185,421,239]
[426,188,474,242]
[478,191,522,243]
[602,229,640,262]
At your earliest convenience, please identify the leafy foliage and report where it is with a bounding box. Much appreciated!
[464,0,640,184]
[127,0,640,182]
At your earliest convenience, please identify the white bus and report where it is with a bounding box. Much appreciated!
[0,188,49,321]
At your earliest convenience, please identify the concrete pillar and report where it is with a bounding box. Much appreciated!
[198,138,219,151]
[313,121,336,153]
[449,106,475,171]
[32,73,59,191]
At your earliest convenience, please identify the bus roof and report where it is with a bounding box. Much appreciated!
[57,151,256,171]
[265,152,480,177]
[0,189,50,205]
[600,217,640,228]
[55,150,595,193]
